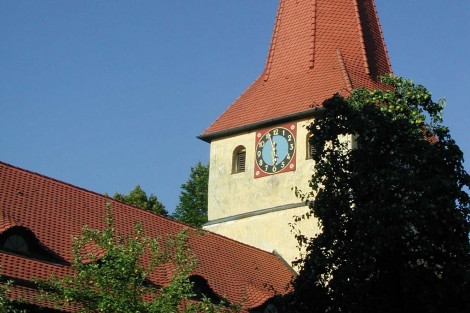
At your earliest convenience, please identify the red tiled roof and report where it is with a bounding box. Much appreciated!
[0,210,19,233]
[0,161,294,311]
[201,0,392,140]
[7,283,77,312]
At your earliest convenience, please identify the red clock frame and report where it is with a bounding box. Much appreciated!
[254,122,297,178]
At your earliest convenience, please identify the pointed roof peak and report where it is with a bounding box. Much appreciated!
[201,0,392,140]
[263,0,392,81]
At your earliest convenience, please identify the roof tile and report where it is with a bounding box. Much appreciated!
[0,161,294,310]
[201,0,392,139]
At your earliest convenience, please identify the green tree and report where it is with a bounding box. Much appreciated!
[38,205,236,313]
[289,76,470,313]
[172,162,209,228]
[0,274,25,313]
[113,185,168,217]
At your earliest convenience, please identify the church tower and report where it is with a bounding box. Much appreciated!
[199,0,392,265]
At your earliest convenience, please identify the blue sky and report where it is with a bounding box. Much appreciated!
[1,1,469,214]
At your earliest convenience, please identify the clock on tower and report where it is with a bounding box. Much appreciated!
[200,0,394,267]
[254,123,296,178]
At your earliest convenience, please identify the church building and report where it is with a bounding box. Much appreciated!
[0,0,399,311]
[200,0,393,265]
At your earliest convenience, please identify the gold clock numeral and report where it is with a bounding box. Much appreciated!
[255,124,296,175]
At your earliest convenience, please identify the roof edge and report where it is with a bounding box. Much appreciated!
[371,0,393,74]
[272,249,298,276]
[204,202,306,226]
[0,161,197,230]
[263,0,284,82]
[198,108,320,142]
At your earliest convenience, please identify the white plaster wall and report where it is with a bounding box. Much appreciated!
[204,205,320,268]
[206,118,354,267]
[207,118,315,221]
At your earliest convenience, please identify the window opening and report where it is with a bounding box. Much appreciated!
[232,146,246,173]
[306,134,315,159]
[0,227,67,264]
[3,234,29,254]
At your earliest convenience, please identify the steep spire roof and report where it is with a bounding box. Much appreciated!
[200,0,392,140]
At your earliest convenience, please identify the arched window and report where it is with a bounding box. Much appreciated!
[0,227,66,263]
[0,228,33,255]
[189,275,221,302]
[232,145,246,173]
[306,133,315,159]
[3,233,29,254]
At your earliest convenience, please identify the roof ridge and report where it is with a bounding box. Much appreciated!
[263,0,284,82]
[0,160,111,202]
[353,0,370,76]
[336,48,353,92]
[0,161,194,229]
[370,0,393,74]
[309,0,318,69]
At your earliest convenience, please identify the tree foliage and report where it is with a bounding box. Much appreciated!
[289,76,470,313]
[0,274,25,313]
[113,185,168,217]
[172,162,209,228]
[38,205,234,313]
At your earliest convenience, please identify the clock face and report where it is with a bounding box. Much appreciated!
[254,123,296,178]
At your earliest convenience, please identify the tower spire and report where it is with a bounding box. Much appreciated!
[201,0,392,140]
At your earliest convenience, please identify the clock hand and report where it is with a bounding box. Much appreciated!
[268,133,278,165]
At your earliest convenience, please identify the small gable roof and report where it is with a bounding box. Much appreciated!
[200,0,392,141]
[0,161,294,311]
